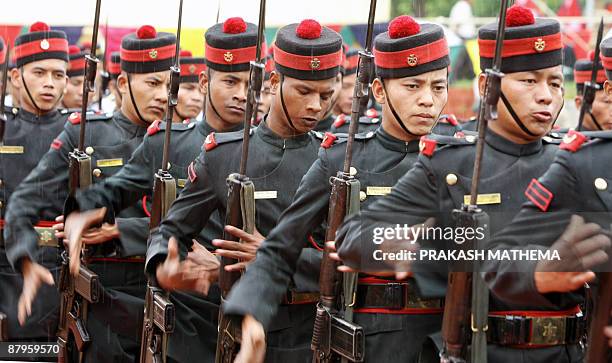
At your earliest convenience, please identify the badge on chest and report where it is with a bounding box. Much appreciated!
[254,190,277,200]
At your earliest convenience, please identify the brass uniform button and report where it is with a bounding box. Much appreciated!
[359,191,367,202]
[85,146,94,155]
[594,178,607,191]
[93,168,102,178]
[349,167,357,176]
[446,173,458,186]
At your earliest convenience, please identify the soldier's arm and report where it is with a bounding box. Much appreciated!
[4,125,75,271]
[222,148,332,329]
[145,150,220,276]
[484,150,584,307]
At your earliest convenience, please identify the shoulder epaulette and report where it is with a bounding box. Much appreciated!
[365,108,378,118]
[419,133,476,157]
[316,131,342,149]
[204,129,252,151]
[148,120,196,136]
[358,115,380,125]
[559,129,588,152]
[68,111,112,125]
[60,108,81,115]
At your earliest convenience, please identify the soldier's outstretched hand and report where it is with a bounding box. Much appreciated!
[213,225,265,271]
[64,207,107,276]
[18,258,54,326]
[157,237,216,295]
[234,314,266,363]
[328,241,412,280]
[535,215,611,293]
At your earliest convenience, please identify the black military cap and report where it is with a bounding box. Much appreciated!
[120,25,176,74]
[601,36,612,80]
[478,5,562,73]
[343,48,359,76]
[373,15,450,79]
[205,17,260,72]
[179,50,207,83]
[574,51,605,94]
[109,51,121,79]
[67,45,86,77]
[14,22,69,67]
[274,19,343,80]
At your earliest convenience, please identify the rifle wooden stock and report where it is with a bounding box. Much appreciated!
[219,174,244,297]
[441,271,472,361]
[586,271,612,362]
[149,172,177,229]
[141,285,175,363]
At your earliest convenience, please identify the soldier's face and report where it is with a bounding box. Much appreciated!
[11,59,67,113]
[270,73,337,134]
[118,70,169,124]
[176,82,204,121]
[62,76,93,109]
[489,66,564,141]
[201,69,249,126]
[335,72,356,115]
[257,79,273,121]
[575,90,612,130]
[374,68,448,139]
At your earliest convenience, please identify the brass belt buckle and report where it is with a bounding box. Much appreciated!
[530,317,566,345]
[35,226,58,247]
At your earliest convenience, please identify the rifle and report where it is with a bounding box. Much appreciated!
[0,42,10,144]
[577,18,604,131]
[215,1,266,361]
[139,2,183,362]
[311,3,377,363]
[57,1,103,361]
[98,17,110,112]
[440,1,508,362]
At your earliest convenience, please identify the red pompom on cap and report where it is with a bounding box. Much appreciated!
[223,17,247,34]
[30,21,50,32]
[137,25,157,39]
[69,45,81,55]
[179,49,193,57]
[296,19,322,39]
[506,5,535,27]
[388,15,420,39]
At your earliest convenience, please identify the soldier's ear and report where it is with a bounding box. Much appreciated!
[199,71,209,95]
[10,68,21,90]
[477,73,487,97]
[371,78,385,104]
[117,72,129,96]
[269,71,280,94]
[574,95,582,109]
[605,80,612,96]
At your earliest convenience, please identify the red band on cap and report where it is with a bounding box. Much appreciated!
[205,43,257,65]
[274,46,343,71]
[478,33,562,58]
[120,43,175,63]
[69,57,86,72]
[574,69,607,84]
[374,38,448,69]
[14,38,69,60]
[345,54,359,70]
[108,62,121,74]
[601,54,612,72]
[180,63,207,77]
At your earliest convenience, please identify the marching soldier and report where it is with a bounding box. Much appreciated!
[61,45,94,111]
[4,24,176,361]
[573,51,611,130]
[139,18,343,362]
[100,51,122,113]
[0,22,69,342]
[62,17,259,362]
[224,15,453,362]
[480,34,612,363]
[173,50,205,122]
[255,53,275,125]
[336,5,579,362]
[332,48,358,117]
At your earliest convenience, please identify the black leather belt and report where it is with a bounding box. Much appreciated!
[281,290,320,305]
[488,309,586,347]
[354,278,444,312]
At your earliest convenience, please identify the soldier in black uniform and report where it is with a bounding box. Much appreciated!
[140,18,343,363]
[332,48,358,118]
[0,22,70,342]
[255,53,275,125]
[224,15,453,363]
[104,51,122,112]
[60,45,93,112]
[4,24,176,362]
[572,52,611,131]
[479,34,612,361]
[173,50,205,122]
[335,5,578,362]
[62,17,260,362]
